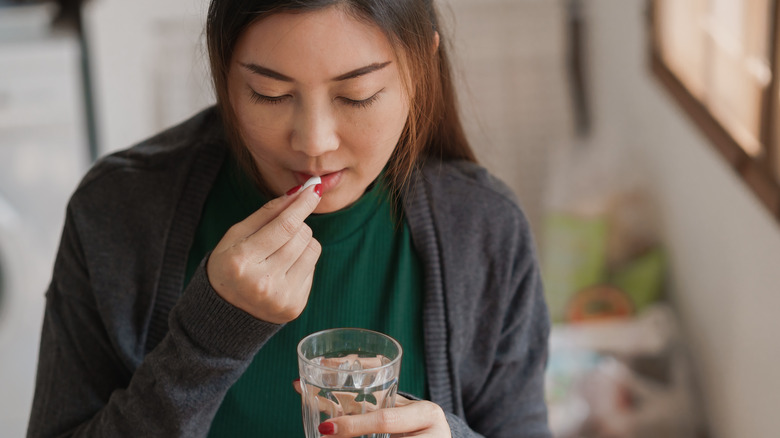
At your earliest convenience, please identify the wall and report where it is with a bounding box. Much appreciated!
[442,0,571,236]
[585,1,780,437]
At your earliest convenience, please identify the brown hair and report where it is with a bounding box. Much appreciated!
[206,0,476,196]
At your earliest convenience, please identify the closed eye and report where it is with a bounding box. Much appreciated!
[249,89,290,105]
[340,88,384,109]
[248,87,385,108]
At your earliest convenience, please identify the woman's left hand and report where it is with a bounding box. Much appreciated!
[293,381,452,437]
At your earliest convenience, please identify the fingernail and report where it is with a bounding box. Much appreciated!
[293,378,300,383]
[314,184,323,197]
[318,422,336,435]
[286,185,302,196]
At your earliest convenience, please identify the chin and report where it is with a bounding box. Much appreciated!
[313,192,359,214]
[313,199,344,214]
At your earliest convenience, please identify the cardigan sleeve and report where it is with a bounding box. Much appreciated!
[26,203,282,437]
[414,160,552,438]
[467,240,551,438]
[461,188,551,438]
[450,215,551,438]
[441,270,551,438]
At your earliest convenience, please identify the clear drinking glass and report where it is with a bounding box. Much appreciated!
[297,328,402,438]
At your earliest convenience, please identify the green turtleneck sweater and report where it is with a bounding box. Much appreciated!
[183,156,427,437]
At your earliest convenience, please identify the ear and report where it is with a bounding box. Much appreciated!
[433,31,440,53]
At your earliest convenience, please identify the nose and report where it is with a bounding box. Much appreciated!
[290,101,339,157]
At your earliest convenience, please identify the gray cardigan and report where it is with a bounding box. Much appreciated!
[27,108,551,438]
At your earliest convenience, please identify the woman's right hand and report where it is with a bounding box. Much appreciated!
[206,184,323,324]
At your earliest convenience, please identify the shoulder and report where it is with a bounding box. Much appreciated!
[66,106,226,233]
[69,107,224,211]
[420,160,518,202]
[77,107,223,192]
[407,159,539,297]
[416,160,531,240]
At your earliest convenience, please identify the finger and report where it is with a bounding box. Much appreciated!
[294,378,342,417]
[296,270,316,306]
[220,188,301,244]
[395,395,413,407]
[284,236,321,281]
[293,379,302,394]
[264,223,315,273]
[321,402,442,436]
[245,185,321,255]
[279,266,316,323]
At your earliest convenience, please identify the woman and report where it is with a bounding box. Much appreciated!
[27,1,551,437]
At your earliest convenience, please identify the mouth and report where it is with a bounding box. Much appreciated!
[294,169,344,193]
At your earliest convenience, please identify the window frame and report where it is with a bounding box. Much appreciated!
[648,0,780,222]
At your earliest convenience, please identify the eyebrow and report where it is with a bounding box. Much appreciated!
[240,61,392,82]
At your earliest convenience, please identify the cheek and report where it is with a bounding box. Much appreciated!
[228,77,283,145]
[378,92,410,142]
[347,96,409,156]
[240,114,286,147]
[231,106,289,157]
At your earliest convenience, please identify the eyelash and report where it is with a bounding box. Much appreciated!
[340,90,383,109]
[249,91,289,105]
[248,89,383,109]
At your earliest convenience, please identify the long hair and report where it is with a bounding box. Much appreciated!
[206,0,476,196]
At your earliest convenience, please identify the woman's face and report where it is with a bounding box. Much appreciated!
[228,6,410,213]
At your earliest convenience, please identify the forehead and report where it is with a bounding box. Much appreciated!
[233,7,398,82]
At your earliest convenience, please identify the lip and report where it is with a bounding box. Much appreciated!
[294,169,344,193]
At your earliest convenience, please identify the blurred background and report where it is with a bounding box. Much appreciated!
[1,0,779,437]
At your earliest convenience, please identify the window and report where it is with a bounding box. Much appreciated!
[649,0,780,221]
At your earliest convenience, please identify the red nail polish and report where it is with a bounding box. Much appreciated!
[314,184,323,197]
[293,378,300,383]
[318,422,335,435]
[286,185,302,196]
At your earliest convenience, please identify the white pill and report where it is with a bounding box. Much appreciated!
[301,176,321,191]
